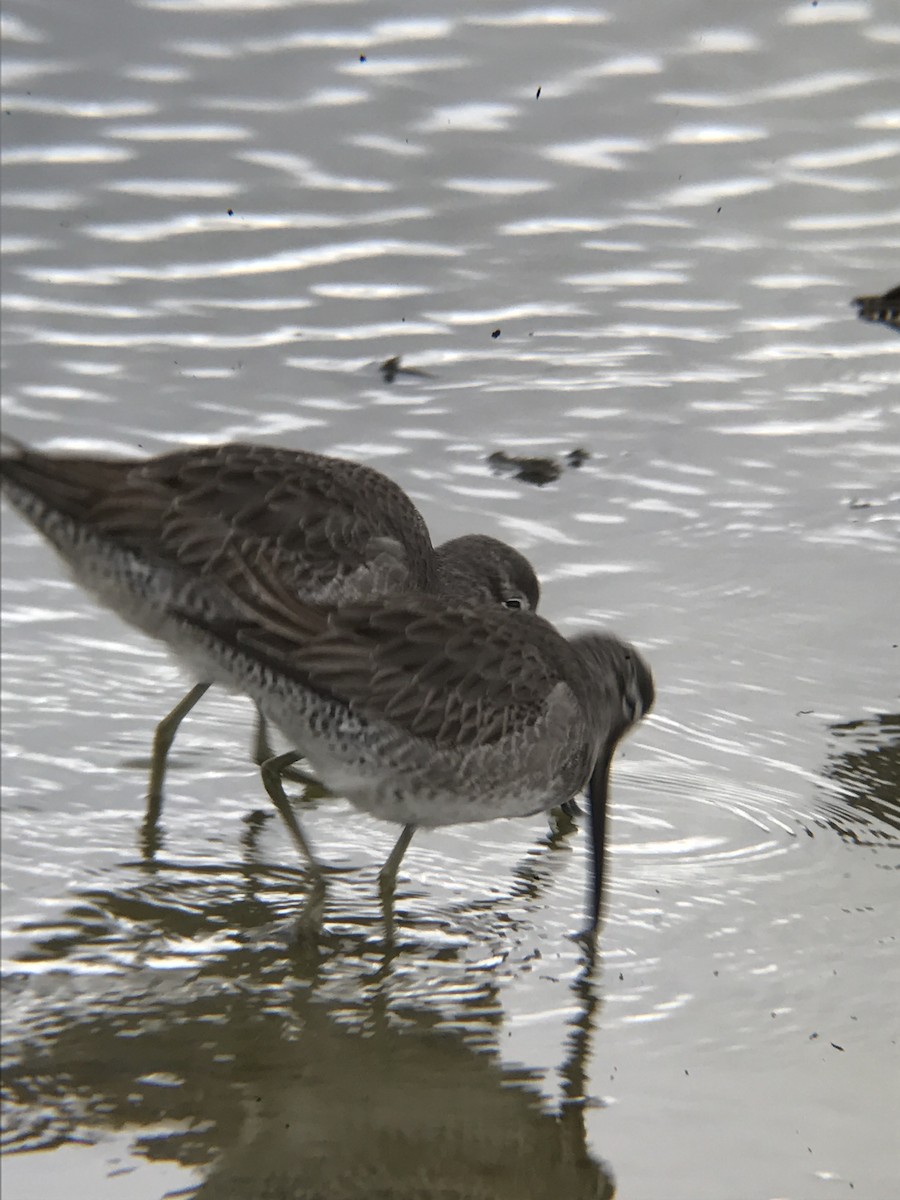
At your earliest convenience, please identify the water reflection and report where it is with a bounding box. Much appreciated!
[2,856,614,1199]
[819,712,900,849]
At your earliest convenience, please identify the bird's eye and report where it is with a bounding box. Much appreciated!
[503,596,524,610]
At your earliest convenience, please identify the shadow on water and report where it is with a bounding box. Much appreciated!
[1,824,615,1199]
[818,713,900,851]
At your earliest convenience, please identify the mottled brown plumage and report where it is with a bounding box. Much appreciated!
[1,438,540,807]
[1,441,539,612]
[174,549,654,931]
[2,435,654,932]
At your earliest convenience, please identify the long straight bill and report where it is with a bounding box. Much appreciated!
[586,744,614,933]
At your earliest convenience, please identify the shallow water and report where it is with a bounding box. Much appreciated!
[2,0,899,1197]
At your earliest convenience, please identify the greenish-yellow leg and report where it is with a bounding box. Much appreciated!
[261,750,328,942]
[378,824,416,895]
[253,708,319,786]
[147,681,212,804]
[260,752,324,877]
[378,823,416,940]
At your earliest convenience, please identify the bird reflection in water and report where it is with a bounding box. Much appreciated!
[2,836,615,1199]
[817,712,900,849]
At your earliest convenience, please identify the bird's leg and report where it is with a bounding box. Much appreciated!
[378,823,416,939]
[253,706,277,764]
[146,682,212,811]
[260,750,329,945]
[142,682,213,858]
[253,707,319,786]
[546,796,582,841]
[260,752,324,875]
[548,803,580,840]
[379,823,416,894]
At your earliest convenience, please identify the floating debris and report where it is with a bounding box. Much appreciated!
[487,447,591,487]
[852,285,900,332]
[487,451,560,486]
[379,355,435,383]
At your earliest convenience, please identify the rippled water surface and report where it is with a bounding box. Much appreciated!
[2,0,899,1197]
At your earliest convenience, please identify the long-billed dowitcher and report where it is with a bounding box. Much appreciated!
[1,437,540,837]
[171,552,655,933]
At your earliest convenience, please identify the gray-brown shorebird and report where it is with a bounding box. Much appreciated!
[1,437,540,846]
[171,551,655,934]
